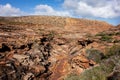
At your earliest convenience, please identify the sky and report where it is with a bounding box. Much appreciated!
[0,0,120,25]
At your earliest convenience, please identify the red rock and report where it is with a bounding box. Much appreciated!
[0,16,118,80]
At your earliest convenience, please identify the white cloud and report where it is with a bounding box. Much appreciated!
[0,3,24,16]
[63,0,79,9]
[34,4,71,16]
[0,3,71,17]
[1,1,120,19]
[63,0,120,18]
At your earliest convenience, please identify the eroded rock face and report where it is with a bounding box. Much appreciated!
[0,35,53,80]
[0,33,96,80]
[0,16,119,80]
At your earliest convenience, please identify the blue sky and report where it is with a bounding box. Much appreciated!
[0,0,120,25]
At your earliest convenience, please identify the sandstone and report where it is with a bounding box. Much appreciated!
[72,55,89,63]
[0,16,119,80]
[23,73,34,80]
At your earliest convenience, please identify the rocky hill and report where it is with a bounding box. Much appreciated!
[0,16,119,80]
[1,16,112,34]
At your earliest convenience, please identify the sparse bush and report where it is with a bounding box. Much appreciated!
[79,66,107,80]
[95,32,107,36]
[86,49,104,63]
[105,45,120,58]
[96,31,120,37]
[65,56,120,80]
[65,66,107,80]
[96,32,113,42]
[100,35,112,42]
[64,73,80,80]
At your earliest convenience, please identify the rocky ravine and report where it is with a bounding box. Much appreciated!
[0,16,119,80]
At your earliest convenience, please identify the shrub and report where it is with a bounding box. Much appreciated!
[64,74,81,80]
[95,32,106,36]
[65,66,107,80]
[79,66,107,80]
[65,56,120,80]
[95,32,113,42]
[105,45,120,58]
[86,49,104,63]
[100,35,112,42]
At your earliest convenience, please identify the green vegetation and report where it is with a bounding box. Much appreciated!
[79,66,106,80]
[100,35,112,42]
[96,32,120,43]
[105,45,120,58]
[95,32,112,42]
[95,32,107,36]
[65,56,120,80]
[65,45,120,80]
[64,73,81,80]
[64,66,107,80]
[96,31,120,37]
[86,49,104,63]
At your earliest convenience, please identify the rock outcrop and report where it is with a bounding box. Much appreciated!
[0,16,119,80]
